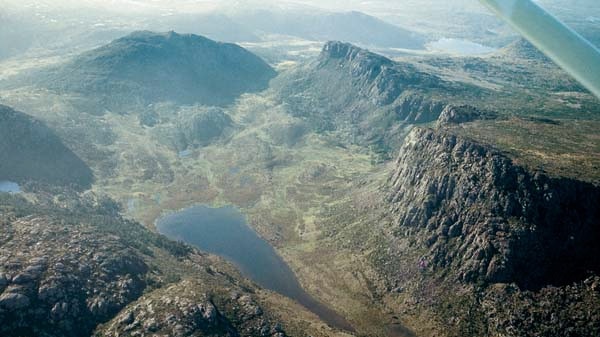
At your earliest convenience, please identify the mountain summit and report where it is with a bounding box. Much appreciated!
[37,31,277,109]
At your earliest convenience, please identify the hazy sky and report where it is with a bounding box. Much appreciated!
[0,0,495,14]
[3,0,597,20]
[1,0,597,44]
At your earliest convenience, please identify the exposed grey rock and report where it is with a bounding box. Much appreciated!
[387,127,600,289]
[0,274,8,290]
[0,210,148,337]
[118,311,135,325]
[50,301,69,320]
[12,272,34,284]
[0,194,292,337]
[199,302,217,323]
[382,126,600,337]
[99,280,287,337]
[143,317,159,332]
[436,104,498,126]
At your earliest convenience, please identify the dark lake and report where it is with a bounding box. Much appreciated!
[156,205,355,332]
[0,181,21,193]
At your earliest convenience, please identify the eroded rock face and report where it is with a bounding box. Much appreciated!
[100,280,286,337]
[381,127,600,336]
[0,215,147,337]
[387,127,600,289]
[482,279,600,337]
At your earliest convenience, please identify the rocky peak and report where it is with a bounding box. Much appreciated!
[319,41,394,73]
[317,41,440,107]
[116,30,218,49]
[500,38,549,62]
[321,41,381,62]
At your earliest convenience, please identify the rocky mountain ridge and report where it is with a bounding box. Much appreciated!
[379,126,600,336]
[275,41,484,155]
[387,127,600,289]
[318,41,442,109]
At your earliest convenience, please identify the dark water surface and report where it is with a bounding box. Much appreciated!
[156,205,355,332]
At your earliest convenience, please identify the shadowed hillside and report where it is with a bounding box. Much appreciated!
[0,105,93,190]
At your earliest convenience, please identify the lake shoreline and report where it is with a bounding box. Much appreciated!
[156,204,356,333]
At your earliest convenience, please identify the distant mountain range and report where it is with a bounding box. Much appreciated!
[229,10,425,49]
[30,31,276,111]
[0,7,426,64]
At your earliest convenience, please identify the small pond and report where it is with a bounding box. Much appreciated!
[0,181,21,193]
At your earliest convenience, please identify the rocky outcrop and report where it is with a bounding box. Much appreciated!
[387,127,600,290]
[482,279,600,337]
[501,39,550,62]
[99,280,286,337]
[394,94,445,123]
[0,214,148,337]
[0,192,292,337]
[436,105,498,126]
[150,106,234,152]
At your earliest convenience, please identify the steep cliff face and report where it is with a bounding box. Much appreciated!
[436,105,498,126]
[378,127,600,336]
[297,41,448,123]
[387,127,600,290]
